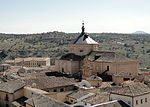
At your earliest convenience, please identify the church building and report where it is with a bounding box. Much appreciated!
[55,23,138,82]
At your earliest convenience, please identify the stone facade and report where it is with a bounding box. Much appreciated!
[82,60,138,78]
[55,59,81,74]
[68,44,98,56]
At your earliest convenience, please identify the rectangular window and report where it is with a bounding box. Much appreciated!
[141,99,143,104]
[145,98,147,102]
[136,100,138,105]
[5,94,9,101]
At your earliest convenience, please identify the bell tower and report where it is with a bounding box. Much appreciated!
[68,22,99,56]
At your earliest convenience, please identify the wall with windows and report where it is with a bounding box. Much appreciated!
[134,94,150,107]
[82,60,138,79]
[110,93,150,107]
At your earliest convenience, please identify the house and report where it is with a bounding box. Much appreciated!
[110,82,150,107]
[0,80,25,107]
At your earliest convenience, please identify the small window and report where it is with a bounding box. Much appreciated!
[145,98,147,102]
[141,99,143,104]
[136,100,138,105]
[80,50,83,52]
[60,88,64,92]
[53,89,57,92]
[107,66,109,71]
[62,68,64,72]
[5,94,9,101]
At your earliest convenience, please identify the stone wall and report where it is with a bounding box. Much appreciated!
[68,44,98,56]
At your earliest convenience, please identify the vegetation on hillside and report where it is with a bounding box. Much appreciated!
[0,32,150,68]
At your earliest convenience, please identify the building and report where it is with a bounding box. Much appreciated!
[55,23,139,82]
[5,57,50,67]
[110,82,150,107]
[82,51,138,79]
[0,80,25,107]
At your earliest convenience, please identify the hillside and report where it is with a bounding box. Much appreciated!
[0,32,150,68]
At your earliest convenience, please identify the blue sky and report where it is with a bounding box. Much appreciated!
[0,0,150,34]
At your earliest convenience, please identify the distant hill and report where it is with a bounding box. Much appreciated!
[133,31,148,34]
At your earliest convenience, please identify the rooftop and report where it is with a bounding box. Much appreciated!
[15,57,50,61]
[0,79,25,93]
[67,90,92,100]
[92,100,130,107]
[60,53,85,61]
[25,94,70,107]
[83,92,109,105]
[5,57,50,63]
[111,82,150,97]
[87,51,135,62]
[86,75,102,81]
[24,76,75,89]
